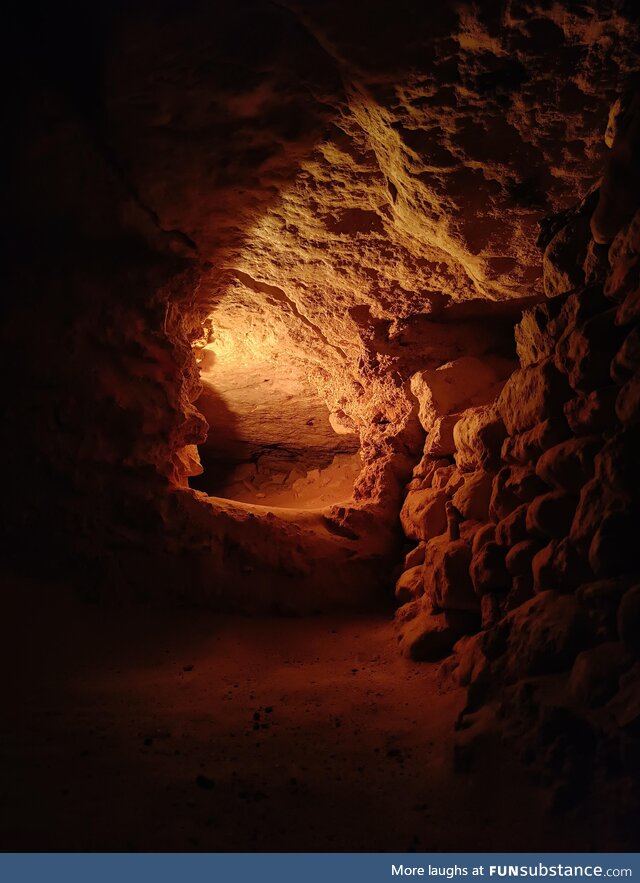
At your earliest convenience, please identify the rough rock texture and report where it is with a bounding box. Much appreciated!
[395,87,640,813]
[2,0,640,625]
[4,0,640,852]
[399,83,640,817]
[411,357,513,432]
[2,0,640,751]
[103,0,640,311]
[3,0,637,591]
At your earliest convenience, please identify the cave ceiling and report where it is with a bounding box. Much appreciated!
[23,0,638,425]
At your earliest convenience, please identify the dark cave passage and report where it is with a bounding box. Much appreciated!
[2,0,640,854]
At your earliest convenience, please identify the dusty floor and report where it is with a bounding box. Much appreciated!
[207,452,363,509]
[0,571,618,851]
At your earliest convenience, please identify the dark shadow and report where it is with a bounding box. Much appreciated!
[2,0,343,563]
[188,385,244,495]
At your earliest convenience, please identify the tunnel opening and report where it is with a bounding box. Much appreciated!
[188,300,364,510]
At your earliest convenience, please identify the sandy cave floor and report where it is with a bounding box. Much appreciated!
[0,571,617,852]
[206,452,363,509]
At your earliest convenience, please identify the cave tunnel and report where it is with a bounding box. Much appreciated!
[2,0,640,854]
[189,290,363,509]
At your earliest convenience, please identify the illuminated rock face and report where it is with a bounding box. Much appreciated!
[98,1,639,502]
[395,192,640,662]
[107,0,638,306]
[95,0,640,499]
[392,92,640,806]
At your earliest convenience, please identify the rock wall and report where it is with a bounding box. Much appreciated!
[395,86,640,806]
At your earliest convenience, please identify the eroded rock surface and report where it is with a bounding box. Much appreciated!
[395,88,640,812]
[2,3,640,619]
